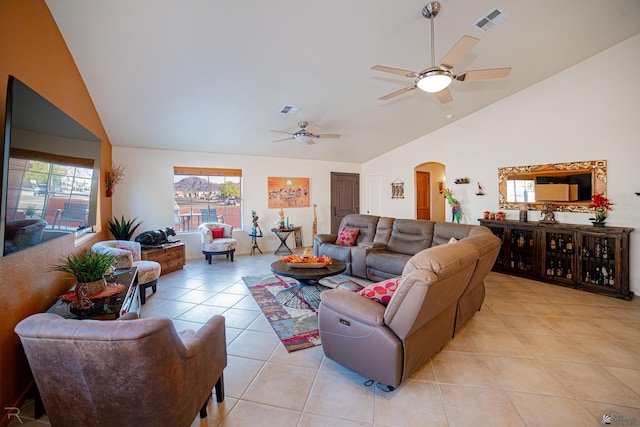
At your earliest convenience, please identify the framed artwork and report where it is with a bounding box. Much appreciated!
[268,177,310,208]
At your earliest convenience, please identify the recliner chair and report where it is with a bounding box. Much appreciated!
[318,241,480,389]
[14,312,226,427]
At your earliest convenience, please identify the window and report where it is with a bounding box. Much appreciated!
[173,167,242,232]
[6,153,93,230]
[507,179,535,203]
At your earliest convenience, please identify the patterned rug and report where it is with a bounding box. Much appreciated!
[242,273,372,352]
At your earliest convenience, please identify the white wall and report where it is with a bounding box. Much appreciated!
[111,147,360,259]
[362,34,640,295]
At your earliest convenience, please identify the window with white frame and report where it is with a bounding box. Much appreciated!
[172,167,242,232]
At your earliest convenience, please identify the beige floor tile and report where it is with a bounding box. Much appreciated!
[443,327,480,353]
[298,412,373,427]
[440,384,526,426]
[144,300,197,318]
[541,316,611,338]
[219,307,261,329]
[232,294,261,311]
[431,351,501,388]
[220,400,300,427]
[174,289,217,304]
[578,336,640,369]
[269,343,325,369]
[226,329,280,360]
[484,356,573,397]
[203,292,246,308]
[190,397,238,427]
[460,309,511,334]
[508,392,599,426]
[223,355,265,399]
[497,313,559,335]
[514,334,594,363]
[374,380,448,426]
[603,366,640,396]
[242,362,317,410]
[541,360,640,408]
[406,358,437,383]
[245,312,275,333]
[305,370,375,423]
[177,304,227,323]
[483,296,535,315]
[516,301,573,317]
[468,330,534,357]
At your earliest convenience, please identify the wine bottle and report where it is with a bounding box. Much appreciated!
[550,234,557,251]
[602,238,609,259]
[566,236,574,253]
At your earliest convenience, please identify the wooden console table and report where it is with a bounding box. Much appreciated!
[141,242,185,275]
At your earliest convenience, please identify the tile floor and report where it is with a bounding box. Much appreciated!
[12,253,640,426]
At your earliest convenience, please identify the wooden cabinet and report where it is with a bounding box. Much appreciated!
[141,243,185,275]
[479,219,633,300]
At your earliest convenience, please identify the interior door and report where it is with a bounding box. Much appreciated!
[330,172,360,234]
[416,171,431,220]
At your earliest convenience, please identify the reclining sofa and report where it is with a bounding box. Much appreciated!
[317,219,501,388]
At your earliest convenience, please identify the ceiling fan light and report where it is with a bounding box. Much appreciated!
[294,133,312,143]
[416,69,453,93]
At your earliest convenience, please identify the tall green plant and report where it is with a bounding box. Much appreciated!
[51,250,116,283]
[108,216,141,240]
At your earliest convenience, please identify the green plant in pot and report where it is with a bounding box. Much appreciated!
[108,216,141,240]
[52,250,116,295]
[24,204,37,217]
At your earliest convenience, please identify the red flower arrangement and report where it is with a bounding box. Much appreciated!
[589,194,613,224]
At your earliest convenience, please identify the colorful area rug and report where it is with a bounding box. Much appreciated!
[242,273,372,352]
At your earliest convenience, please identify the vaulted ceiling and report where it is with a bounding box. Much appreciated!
[45,0,640,163]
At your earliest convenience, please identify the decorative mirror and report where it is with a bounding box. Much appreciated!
[498,160,606,212]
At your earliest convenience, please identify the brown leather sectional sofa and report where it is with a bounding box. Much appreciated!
[315,214,501,388]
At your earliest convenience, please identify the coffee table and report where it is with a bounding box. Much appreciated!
[270,259,346,309]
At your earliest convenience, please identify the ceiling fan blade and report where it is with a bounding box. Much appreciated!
[272,137,293,142]
[306,139,315,145]
[306,124,321,134]
[371,65,418,78]
[270,130,294,135]
[439,36,479,69]
[316,134,341,139]
[455,67,512,81]
[379,85,416,101]
[434,87,453,104]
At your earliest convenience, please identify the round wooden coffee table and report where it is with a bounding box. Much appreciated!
[270,259,346,309]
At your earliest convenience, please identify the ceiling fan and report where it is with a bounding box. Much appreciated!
[271,121,341,145]
[372,1,511,103]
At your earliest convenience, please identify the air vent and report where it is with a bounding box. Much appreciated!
[474,8,507,33]
[279,105,301,115]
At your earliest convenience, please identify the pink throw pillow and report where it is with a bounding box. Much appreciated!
[358,277,401,305]
[210,227,224,239]
[335,228,359,246]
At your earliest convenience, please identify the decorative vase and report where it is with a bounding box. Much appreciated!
[106,187,113,197]
[81,278,107,296]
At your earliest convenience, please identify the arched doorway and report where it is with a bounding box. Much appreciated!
[415,162,446,222]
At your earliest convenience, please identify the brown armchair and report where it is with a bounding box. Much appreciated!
[15,312,226,427]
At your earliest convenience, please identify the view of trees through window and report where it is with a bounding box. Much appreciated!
[6,157,92,229]
[173,167,242,232]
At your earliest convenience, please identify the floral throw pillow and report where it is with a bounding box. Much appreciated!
[358,277,401,305]
[210,227,224,239]
[335,228,359,246]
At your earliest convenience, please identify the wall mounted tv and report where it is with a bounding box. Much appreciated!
[1,76,101,256]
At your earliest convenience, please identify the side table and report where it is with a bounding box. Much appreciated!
[249,232,263,255]
[141,242,185,275]
[271,228,294,255]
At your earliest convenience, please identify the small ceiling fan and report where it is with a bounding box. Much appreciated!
[271,121,341,145]
[372,1,511,103]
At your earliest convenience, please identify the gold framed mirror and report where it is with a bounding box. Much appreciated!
[498,160,606,212]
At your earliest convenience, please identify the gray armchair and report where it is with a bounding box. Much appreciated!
[4,218,47,254]
[15,312,226,427]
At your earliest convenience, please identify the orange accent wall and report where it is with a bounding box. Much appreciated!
[0,1,112,423]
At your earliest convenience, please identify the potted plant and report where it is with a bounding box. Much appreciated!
[52,250,116,295]
[108,216,141,240]
[589,194,613,226]
[24,204,37,218]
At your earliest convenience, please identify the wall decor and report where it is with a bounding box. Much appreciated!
[267,177,310,208]
[391,179,404,199]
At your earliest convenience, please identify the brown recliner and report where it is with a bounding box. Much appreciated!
[14,312,226,427]
[319,242,479,389]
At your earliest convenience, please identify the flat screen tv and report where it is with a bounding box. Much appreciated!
[1,76,101,256]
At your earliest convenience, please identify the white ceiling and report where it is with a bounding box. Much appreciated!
[45,0,640,163]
